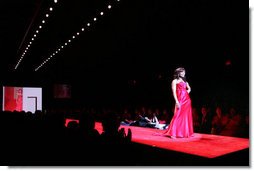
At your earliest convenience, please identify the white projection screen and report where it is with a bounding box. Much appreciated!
[2,86,42,113]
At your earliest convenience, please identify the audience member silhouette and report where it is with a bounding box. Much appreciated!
[211,106,224,135]
[219,107,244,137]
[199,105,212,134]
[192,107,201,132]
[146,110,160,129]
[79,112,100,143]
[100,112,132,144]
[120,108,133,126]
[242,114,249,138]
[98,112,132,162]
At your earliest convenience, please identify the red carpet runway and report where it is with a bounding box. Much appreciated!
[95,122,249,159]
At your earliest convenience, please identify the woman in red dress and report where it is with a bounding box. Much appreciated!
[164,67,194,138]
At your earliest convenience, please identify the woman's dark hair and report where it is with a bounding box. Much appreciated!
[173,67,186,82]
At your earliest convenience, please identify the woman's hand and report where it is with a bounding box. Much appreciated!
[176,102,180,108]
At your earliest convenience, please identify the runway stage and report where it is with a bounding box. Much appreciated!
[3,121,249,166]
[95,122,249,165]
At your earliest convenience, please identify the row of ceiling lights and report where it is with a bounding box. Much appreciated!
[14,0,59,70]
[14,0,121,72]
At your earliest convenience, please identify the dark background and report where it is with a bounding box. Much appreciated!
[0,0,249,111]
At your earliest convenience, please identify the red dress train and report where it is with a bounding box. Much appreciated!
[164,81,194,138]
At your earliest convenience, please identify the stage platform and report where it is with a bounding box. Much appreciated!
[3,122,249,166]
[94,122,250,166]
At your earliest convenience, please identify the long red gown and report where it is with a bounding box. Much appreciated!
[164,81,194,138]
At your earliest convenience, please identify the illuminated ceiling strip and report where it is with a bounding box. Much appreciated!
[14,0,59,70]
[35,0,121,71]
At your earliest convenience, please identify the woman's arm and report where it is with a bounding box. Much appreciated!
[172,79,180,108]
[186,82,191,93]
